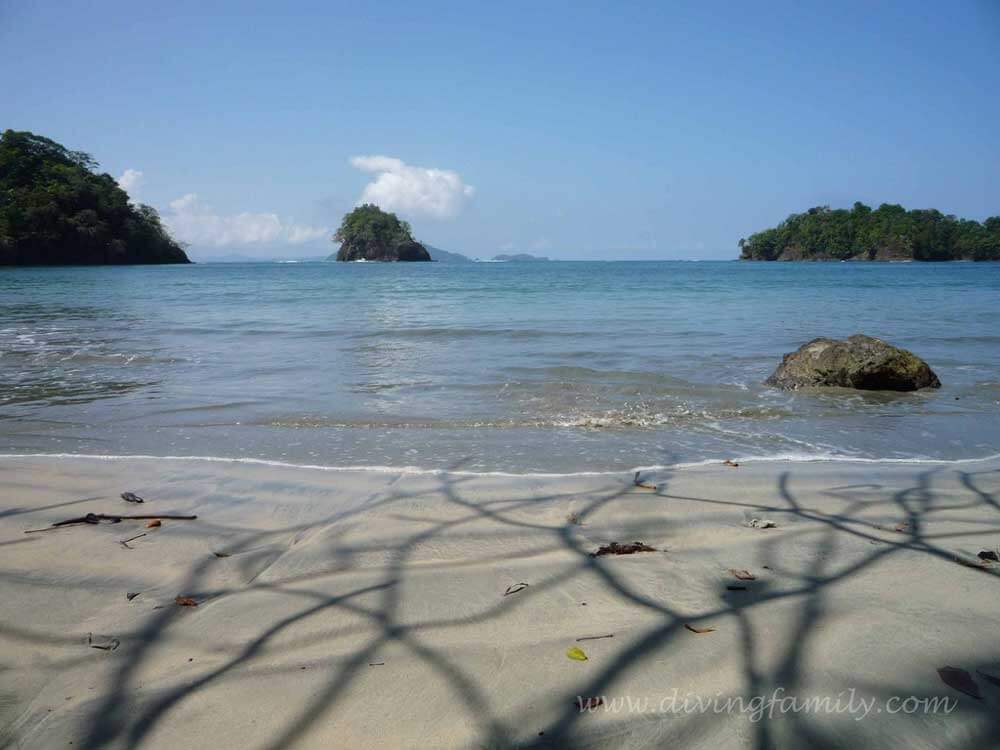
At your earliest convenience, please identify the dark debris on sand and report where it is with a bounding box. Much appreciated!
[590,542,656,557]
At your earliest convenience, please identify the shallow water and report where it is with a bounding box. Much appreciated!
[1,260,998,472]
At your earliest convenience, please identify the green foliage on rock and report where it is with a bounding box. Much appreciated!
[0,129,189,265]
[739,202,1000,261]
[331,204,430,261]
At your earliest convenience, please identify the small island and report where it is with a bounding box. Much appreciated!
[329,204,431,262]
[0,130,189,265]
[739,202,1000,261]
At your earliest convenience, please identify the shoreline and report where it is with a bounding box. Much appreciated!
[3,450,1000,479]
[2,454,999,748]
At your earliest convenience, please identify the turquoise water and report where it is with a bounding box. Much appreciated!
[1,261,998,472]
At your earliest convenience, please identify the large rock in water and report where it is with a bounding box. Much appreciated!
[334,238,431,262]
[765,335,941,391]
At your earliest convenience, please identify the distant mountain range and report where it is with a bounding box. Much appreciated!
[195,253,328,263]
[425,247,552,262]
[491,253,550,262]
[423,245,473,262]
[194,247,554,264]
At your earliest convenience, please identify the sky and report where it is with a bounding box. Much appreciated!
[2,0,999,260]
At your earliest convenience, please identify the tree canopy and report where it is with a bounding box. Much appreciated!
[334,204,413,247]
[739,202,1000,261]
[0,129,189,265]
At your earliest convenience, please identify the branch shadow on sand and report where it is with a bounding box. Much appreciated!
[5,460,1000,749]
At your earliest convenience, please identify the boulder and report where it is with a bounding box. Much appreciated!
[394,240,432,262]
[765,334,941,391]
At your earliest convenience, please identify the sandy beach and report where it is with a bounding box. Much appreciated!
[1,455,998,748]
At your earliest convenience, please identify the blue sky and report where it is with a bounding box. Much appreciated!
[2,0,998,260]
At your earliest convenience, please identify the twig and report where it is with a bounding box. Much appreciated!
[25,512,197,534]
[119,533,147,549]
[575,634,614,642]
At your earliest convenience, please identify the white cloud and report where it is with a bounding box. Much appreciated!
[163,193,328,247]
[117,168,144,195]
[350,155,474,219]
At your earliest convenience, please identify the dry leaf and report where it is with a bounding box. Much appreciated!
[685,624,716,634]
[566,646,588,661]
[125,592,140,601]
[937,666,981,699]
[145,519,161,528]
[503,582,530,596]
[175,595,198,607]
[730,569,756,581]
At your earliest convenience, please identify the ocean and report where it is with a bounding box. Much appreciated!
[1,260,998,473]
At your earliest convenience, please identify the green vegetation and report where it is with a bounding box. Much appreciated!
[0,130,189,265]
[739,202,1000,261]
[334,203,413,250]
[331,204,430,261]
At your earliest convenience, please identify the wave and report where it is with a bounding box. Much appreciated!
[2,451,999,479]
[263,404,792,430]
[350,327,572,340]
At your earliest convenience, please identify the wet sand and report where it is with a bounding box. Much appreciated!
[1,455,999,749]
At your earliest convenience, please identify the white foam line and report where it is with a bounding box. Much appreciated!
[1,451,999,478]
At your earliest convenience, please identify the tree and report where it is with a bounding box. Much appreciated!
[334,204,413,247]
[0,129,189,265]
[738,201,1000,261]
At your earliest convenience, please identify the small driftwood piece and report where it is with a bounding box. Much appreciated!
[88,633,120,651]
[591,541,656,557]
[685,624,716,634]
[24,512,197,534]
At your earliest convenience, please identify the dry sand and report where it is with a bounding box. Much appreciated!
[1,455,999,749]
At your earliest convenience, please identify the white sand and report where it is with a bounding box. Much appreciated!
[1,455,999,749]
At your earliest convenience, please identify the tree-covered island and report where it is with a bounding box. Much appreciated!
[0,130,189,265]
[739,202,1000,261]
[330,204,431,261]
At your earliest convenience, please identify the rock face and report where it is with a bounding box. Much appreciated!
[334,238,431,262]
[765,335,941,391]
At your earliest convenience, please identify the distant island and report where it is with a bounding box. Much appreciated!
[492,253,549,262]
[424,245,472,262]
[739,202,1000,261]
[330,204,430,262]
[0,130,189,265]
